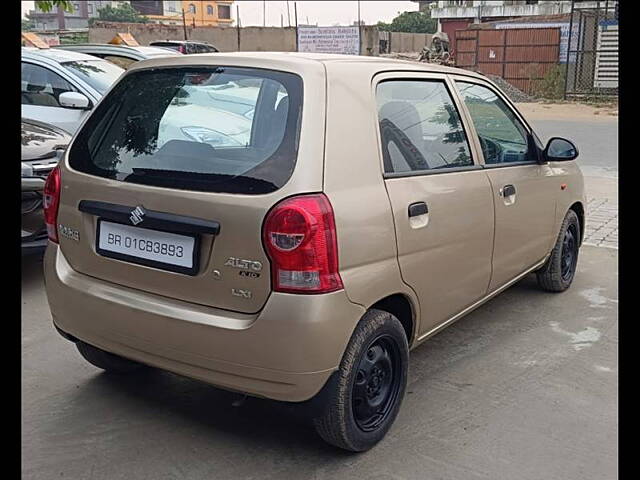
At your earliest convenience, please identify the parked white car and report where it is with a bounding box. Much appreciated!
[21,48,124,134]
[52,43,182,70]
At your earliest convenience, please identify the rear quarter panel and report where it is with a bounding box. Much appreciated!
[322,62,420,341]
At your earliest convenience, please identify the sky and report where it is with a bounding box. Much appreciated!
[21,1,419,26]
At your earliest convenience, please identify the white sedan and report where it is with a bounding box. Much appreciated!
[21,47,124,134]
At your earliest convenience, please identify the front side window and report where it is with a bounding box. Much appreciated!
[21,62,76,107]
[376,80,473,175]
[456,81,531,165]
[69,67,303,194]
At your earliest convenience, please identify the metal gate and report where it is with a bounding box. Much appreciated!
[455,27,561,95]
[564,0,619,97]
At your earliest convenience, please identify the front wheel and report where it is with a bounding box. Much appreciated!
[313,309,408,452]
[536,209,581,292]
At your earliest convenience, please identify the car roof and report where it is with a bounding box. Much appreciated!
[127,51,487,80]
[52,44,182,58]
[22,47,102,63]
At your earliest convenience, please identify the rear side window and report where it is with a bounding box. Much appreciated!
[151,43,181,52]
[69,67,303,194]
[376,80,473,175]
[101,55,137,70]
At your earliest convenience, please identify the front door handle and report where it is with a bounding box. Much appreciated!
[501,184,516,197]
[408,201,429,218]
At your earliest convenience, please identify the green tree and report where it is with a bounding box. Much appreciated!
[22,15,35,31]
[89,3,149,25]
[34,1,74,13]
[377,10,437,34]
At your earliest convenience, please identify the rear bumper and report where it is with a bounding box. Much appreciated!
[44,245,365,402]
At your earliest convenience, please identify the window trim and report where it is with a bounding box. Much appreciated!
[384,164,484,179]
[451,75,541,168]
[372,71,482,180]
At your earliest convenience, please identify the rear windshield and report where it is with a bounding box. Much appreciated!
[150,43,181,51]
[69,67,303,194]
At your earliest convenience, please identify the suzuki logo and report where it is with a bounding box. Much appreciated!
[129,206,146,225]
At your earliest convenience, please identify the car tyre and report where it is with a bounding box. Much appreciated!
[76,341,146,374]
[536,209,581,292]
[313,308,408,452]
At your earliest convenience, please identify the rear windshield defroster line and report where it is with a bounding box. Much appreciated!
[69,66,303,194]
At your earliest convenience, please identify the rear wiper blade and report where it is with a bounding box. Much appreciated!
[123,168,278,193]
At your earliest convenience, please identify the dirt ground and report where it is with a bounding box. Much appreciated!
[517,102,618,120]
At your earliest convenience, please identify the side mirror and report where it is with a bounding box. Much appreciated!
[544,137,578,161]
[59,91,91,110]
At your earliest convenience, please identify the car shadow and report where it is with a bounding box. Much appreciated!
[63,273,550,456]
[21,251,45,291]
[77,367,349,457]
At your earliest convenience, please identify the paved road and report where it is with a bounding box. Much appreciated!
[22,107,618,479]
[530,118,618,178]
[528,114,618,248]
[22,245,617,480]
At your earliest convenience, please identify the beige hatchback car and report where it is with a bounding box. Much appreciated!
[43,53,584,452]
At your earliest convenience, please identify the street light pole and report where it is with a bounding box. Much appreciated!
[181,8,187,40]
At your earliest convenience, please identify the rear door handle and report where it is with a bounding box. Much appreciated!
[501,184,516,197]
[408,201,428,217]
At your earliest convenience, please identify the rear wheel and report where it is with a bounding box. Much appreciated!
[76,341,146,374]
[313,309,408,452]
[536,209,580,292]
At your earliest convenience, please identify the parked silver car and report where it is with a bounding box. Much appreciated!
[52,43,182,69]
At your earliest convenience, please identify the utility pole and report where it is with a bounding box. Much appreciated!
[263,0,266,27]
[294,2,298,28]
[286,0,291,27]
[181,8,187,40]
[236,4,241,50]
[357,0,362,55]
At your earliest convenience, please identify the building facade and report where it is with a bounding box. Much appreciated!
[28,1,234,30]
[418,1,603,54]
[130,1,234,26]
[28,1,123,30]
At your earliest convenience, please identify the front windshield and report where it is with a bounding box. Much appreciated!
[61,60,123,94]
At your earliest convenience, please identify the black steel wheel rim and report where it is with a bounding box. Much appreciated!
[351,334,402,432]
[561,224,578,282]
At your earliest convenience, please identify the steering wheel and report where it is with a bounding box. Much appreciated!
[479,136,503,164]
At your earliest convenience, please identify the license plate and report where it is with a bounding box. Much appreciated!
[96,220,198,275]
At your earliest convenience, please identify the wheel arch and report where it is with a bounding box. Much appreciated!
[569,201,585,245]
[370,293,417,347]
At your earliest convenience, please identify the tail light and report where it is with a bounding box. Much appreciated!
[262,194,343,294]
[43,166,61,243]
